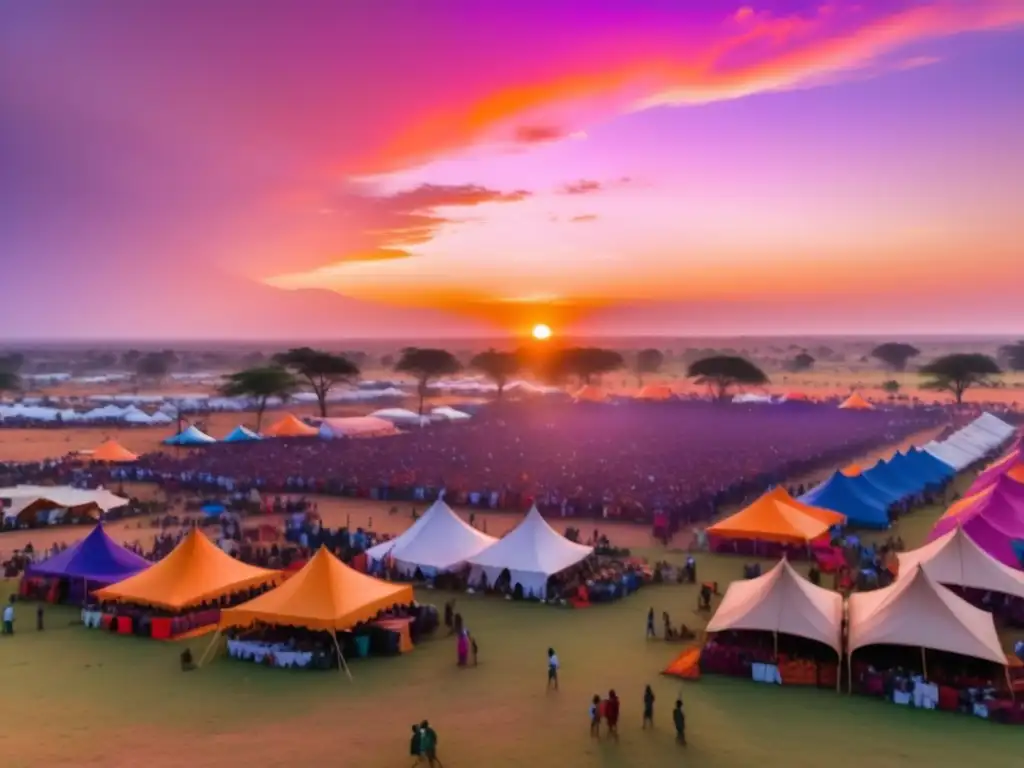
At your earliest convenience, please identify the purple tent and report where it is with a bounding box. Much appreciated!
[28,524,151,584]
[930,477,1024,569]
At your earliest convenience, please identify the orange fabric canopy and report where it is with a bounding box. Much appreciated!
[637,384,673,400]
[93,529,279,610]
[839,392,874,410]
[841,464,863,477]
[90,439,138,463]
[707,487,845,545]
[573,385,607,403]
[219,547,413,632]
[263,413,319,438]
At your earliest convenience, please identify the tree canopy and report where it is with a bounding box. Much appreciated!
[634,348,664,385]
[135,351,176,380]
[686,355,768,401]
[870,342,921,372]
[273,347,360,417]
[470,349,521,398]
[786,352,815,372]
[549,347,624,385]
[998,341,1024,372]
[0,353,26,373]
[0,370,19,392]
[395,347,462,414]
[220,366,298,430]
[919,353,1000,404]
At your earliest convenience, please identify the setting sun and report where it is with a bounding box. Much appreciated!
[532,323,552,340]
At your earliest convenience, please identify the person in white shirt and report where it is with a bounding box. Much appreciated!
[2,599,14,635]
[547,648,559,691]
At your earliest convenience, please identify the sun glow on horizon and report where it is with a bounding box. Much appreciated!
[532,323,553,340]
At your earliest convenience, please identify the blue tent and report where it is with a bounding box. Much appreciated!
[200,502,228,517]
[27,524,151,584]
[905,447,955,481]
[846,473,901,507]
[860,459,922,500]
[801,471,890,529]
[163,425,217,446]
[223,425,261,443]
[896,449,948,486]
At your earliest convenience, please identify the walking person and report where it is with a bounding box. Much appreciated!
[604,690,620,741]
[642,685,655,729]
[547,648,560,691]
[457,630,469,667]
[646,607,656,639]
[420,721,443,767]
[2,597,14,635]
[409,724,424,765]
[470,633,478,666]
[589,694,602,738]
[673,699,687,746]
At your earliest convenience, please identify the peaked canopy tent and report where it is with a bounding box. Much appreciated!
[319,416,400,439]
[859,459,925,501]
[163,425,216,446]
[929,479,1024,569]
[800,472,891,529]
[572,385,607,403]
[847,566,1007,684]
[365,498,497,575]
[431,406,472,421]
[28,524,151,585]
[924,413,1016,470]
[93,529,279,611]
[838,392,874,410]
[89,439,139,463]
[368,408,430,427]
[222,425,261,443]
[901,447,955,485]
[885,451,942,489]
[213,547,413,677]
[466,506,594,599]
[968,451,1024,495]
[706,487,844,546]
[263,414,319,438]
[706,559,843,655]
[897,527,1024,600]
[1,485,129,523]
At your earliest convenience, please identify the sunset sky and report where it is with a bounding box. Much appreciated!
[2,1,1023,339]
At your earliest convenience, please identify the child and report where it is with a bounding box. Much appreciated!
[673,699,686,746]
[642,685,655,729]
[604,690,620,741]
[547,648,559,691]
[589,694,601,738]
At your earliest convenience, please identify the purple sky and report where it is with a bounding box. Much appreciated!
[2,1,1023,339]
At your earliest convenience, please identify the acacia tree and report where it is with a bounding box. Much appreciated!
[919,353,1001,405]
[786,352,815,372]
[871,342,921,372]
[0,370,19,393]
[881,379,901,399]
[274,347,360,417]
[395,347,462,415]
[998,341,1024,372]
[470,349,521,399]
[551,347,624,386]
[220,366,298,431]
[687,355,769,401]
[634,348,664,387]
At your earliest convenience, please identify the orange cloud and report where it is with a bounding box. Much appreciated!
[513,125,567,143]
[569,214,598,223]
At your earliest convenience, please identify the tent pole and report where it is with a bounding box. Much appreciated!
[836,659,841,693]
[330,631,353,681]
[1005,666,1015,702]
[197,628,222,668]
[773,631,778,663]
[921,647,927,680]
[847,651,853,694]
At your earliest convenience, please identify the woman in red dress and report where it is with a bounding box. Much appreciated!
[604,690,620,741]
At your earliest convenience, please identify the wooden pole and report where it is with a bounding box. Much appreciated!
[847,652,854,694]
[920,647,927,680]
[773,631,778,662]
[330,631,353,681]
[1005,666,1015,702]
[197,628,222,668]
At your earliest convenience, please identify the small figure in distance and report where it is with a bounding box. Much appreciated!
[673,699,687,746]
[642,684,655,729]
[547,647,559,691]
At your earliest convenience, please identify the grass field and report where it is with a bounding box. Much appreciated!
[2,473,1023,768]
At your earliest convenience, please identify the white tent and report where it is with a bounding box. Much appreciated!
[466,506,594,599]
[896,526,1024,600]
[318,417,399,439]
[431,406,472,421]
[733,393,774,404]
[0,485,129,520]
[848,566,1005,665]
[369,408,431,427]
[122,406,154,425]
[924,413,1015,470]
[149,411,174,425]
[705,558,843,653]
[365,499,497,575]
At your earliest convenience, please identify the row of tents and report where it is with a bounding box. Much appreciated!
[575,387,878,409]
[365,499,593,600]
[923,413,1018,471]
[672,525,1024,683]
[0,403,175,425]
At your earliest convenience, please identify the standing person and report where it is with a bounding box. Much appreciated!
[420,721,442,767]
[443,600,454,634]
[646,607,656,639]
[2,597,14,635]
[409,724,424,765]
[36,604,44,632]
[673,699,687,746]
[589,694,602,738]
[604,690,620,741]
[470,633,479,666]
[642,685,655,729]
[547,648,560,691]
[457,630,469,667]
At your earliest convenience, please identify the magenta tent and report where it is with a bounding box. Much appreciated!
[930,477,1024,569]
[967,450,1024,495]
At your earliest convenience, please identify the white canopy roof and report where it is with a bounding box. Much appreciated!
[431,406,472,421]
[365,499,497,573]
[924,413,1015,470]
[706,559,843,653]
[318,417,399,438]
[0,485,129,519]
[896,526,1024,600]
[848,565,1005,664]
[466,506,593,598]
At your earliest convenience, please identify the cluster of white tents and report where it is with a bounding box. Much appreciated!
[366,500,593,599]
[704,525,1022,686]
[1,485,129,524]
[923,413,1016,471]
[0,402,175,425]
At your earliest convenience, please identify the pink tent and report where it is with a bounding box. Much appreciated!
[966,449,1024,495]
[930,477,1024,569]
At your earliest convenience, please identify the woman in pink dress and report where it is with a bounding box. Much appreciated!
[457,629,469,666]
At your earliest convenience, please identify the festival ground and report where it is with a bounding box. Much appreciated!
[2,473,1022,768]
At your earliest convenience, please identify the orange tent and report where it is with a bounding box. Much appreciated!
[219,547,413,632]
[706,487,845,545]
[784,392,810,401]
[572,385,607,403]
[263,413,319,438]
[838,392,874,410]
[841,464,863,477]
[90,439,138,463]
[93,529,279,610]
[637,384,673,400]
[662,645,702,680]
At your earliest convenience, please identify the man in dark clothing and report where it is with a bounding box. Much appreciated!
[646,608,655,639]
[673,699,687,745]
[420,721,442,767]
[36,604,44,631]
[409,724,423,765]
